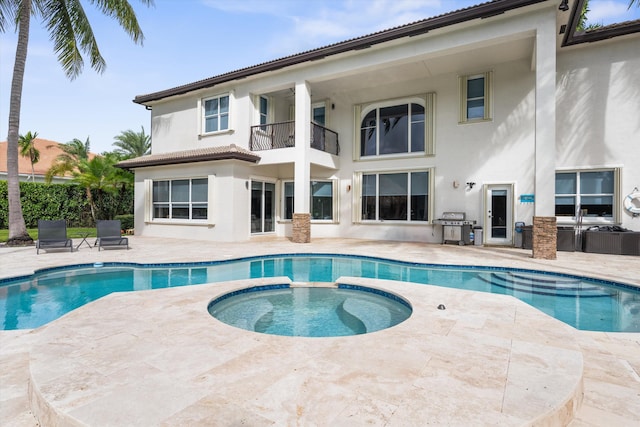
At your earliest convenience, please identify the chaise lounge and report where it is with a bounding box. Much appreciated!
[36,220,73,254]
[95,220,129,251]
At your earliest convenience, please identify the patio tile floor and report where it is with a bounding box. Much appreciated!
[1,237,639,426]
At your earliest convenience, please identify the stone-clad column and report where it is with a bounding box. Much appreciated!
[292,213,311,243]
[533,216,557,260]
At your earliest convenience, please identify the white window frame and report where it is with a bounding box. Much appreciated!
[555,167,621,225]
[459,71,492,123]
[352,168,434,224]
[354,94,435,160]
[312,101,327,126]
[259,95,270,126]
[201,93,231,135]
[280,179,339,223]
[146,177,213,224]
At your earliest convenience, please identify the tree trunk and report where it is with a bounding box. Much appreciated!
[86,187,96,222]
[6,1,34,245]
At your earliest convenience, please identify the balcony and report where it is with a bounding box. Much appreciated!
[250,121,339,155]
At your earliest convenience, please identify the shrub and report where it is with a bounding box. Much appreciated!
[115,214,134,230]
[0,181,133,229]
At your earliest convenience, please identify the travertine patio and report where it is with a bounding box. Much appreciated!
[1,237,639,426]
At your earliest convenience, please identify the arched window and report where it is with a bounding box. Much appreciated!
[357,94,435,158]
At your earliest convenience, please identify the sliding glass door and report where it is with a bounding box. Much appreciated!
[251,181,275,233]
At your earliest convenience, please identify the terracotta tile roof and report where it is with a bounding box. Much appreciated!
[0,138,96,177]
[115,144,261,169]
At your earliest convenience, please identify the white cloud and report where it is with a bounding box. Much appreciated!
[260,0,450,57]
[201,0,299,15]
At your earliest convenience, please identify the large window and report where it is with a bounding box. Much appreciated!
[459,72,492,123]
[555,169,618,221]
[361,103,424,156]
[359,171,430,222]
[283,180,336,221]
[153,178,208,220]
[203,94,229,133]
[356,94,435,159]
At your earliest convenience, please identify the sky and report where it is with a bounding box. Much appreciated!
[1,0,639,154]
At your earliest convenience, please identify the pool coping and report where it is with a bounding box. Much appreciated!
[27,276,584,426]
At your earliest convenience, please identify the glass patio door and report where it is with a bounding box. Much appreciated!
[484,184,513,245]
[251,181,275,233]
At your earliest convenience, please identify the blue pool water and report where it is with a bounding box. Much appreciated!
[208,285,413,337]
[0,254,638,332]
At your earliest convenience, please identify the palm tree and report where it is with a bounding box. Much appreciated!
[630,1,639,8]
[45,137,92,182]
[18,131,40,181]
[113,126,151,159]
[577,0,603,31]
[2,0,153,246]
[72,155,124,221]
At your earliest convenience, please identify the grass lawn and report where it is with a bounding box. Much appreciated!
[0,228,96,243]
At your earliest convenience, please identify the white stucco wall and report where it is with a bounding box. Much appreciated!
[556,36,640,230]
[132,3,639,243]
[323,57,537,244]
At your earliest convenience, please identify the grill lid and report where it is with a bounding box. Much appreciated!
[440,212,466,220]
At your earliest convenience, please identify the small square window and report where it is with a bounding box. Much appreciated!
[203,94,230,133]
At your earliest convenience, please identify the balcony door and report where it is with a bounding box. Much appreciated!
[484,183,513,245]
[251,181,275,233]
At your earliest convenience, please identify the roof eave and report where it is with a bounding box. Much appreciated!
[133,0,547,105]
[116,152,260,171]
[561,0,640,47]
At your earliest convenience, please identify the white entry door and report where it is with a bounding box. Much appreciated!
[484,184,513,245]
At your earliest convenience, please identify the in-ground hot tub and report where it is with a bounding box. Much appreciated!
[207,284,412,337]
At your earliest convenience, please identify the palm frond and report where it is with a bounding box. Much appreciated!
[90,0,154,44]
[0,0,19,33]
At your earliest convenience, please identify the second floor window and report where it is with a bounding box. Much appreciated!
[259,96,269,126]
[459,71,492,123]
[203,94,229,133]
[360,102,424,157]
[356,94,435,159]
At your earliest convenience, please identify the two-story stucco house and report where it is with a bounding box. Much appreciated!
[118,0,640,259]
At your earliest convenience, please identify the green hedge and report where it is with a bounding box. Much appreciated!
[0,181,134,229]
[115,214,134,230]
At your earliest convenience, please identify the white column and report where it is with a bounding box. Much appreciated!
[294,81,311,214]
[534,14,557,216]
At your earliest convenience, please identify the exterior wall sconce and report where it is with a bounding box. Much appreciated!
[346,184,351,192]
[453,180,460,189]
[558,0,569,11]
[466,182,476,189]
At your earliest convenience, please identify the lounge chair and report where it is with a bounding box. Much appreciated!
[36,220,73,254]
[95,220,129,251]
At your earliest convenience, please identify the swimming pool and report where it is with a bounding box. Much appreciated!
[1,254,638,332]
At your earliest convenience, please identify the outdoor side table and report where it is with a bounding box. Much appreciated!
[75,233,93,250]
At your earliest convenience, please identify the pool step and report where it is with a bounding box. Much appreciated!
[342,298,391,333]
[477,272,610,298]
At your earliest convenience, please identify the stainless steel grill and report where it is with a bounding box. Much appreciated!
[433,212,476,245]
